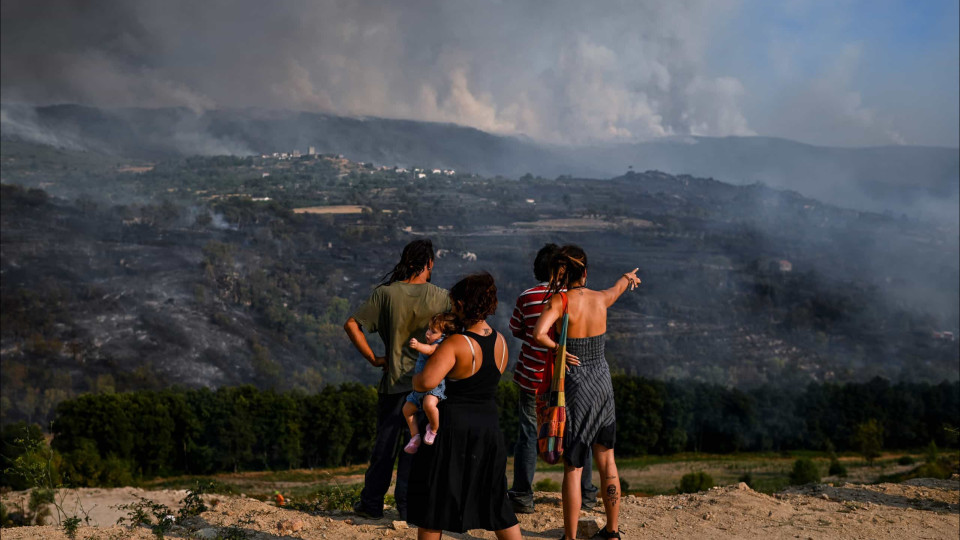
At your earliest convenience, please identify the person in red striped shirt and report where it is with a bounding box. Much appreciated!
[507,243,598,514]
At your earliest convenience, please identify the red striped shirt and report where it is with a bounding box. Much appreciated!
[509,284,561,393]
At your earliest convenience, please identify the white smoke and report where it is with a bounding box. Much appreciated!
[1,0,754,144]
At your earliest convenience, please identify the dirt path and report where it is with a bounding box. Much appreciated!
[2,478,957,539]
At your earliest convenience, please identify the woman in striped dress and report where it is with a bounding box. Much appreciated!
[533,245,641,540]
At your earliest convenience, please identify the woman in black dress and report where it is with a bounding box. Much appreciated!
[533,245,641,540]
[407,273,521,539]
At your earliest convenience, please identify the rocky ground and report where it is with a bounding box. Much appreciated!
[2,477,958,539]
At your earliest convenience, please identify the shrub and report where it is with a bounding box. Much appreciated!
[288,484,363,513]
[178,481,212,519]
[737,472,753,487]
[914,459,952,480]
[897,456,916,466]
[828,459,847,477]
[1,424,54,490]
[924,440,939,465]
[533,478,561,492]
[62,515,81,539]
[28,489,54,525]
[619,478,630,493]
[116,498,175,539]
[678,471,714,494]
[852,419,883,466]
[789,458,821,485]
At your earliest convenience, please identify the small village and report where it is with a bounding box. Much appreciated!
[261,147,456,178]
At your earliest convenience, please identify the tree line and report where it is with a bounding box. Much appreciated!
[1,376,955,489]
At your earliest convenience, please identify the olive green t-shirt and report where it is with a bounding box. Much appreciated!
[351,281,451,394]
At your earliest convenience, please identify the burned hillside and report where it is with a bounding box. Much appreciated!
[1,142,957,425]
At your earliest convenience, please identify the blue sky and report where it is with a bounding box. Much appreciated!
[711,0,959,146]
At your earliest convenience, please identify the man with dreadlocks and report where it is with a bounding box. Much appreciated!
[344,239,450,520]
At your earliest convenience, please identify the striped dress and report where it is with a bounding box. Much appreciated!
[563,334,616,468]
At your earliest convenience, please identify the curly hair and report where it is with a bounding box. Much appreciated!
[429,312,460,335]
[545,244,588,299]
[449,272,498,327]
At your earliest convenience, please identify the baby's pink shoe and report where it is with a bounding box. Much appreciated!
[403,434,421,454]
[424,425,438,445]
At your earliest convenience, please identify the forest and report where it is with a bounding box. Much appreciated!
[1,377,956,489]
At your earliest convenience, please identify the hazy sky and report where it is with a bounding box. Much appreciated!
[1,0,957,147]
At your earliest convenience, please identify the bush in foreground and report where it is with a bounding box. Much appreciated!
[678,471,714,493]
[828,458,847,477]
[789,458,821,485]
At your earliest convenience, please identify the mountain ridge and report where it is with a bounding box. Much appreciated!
[3,103,957,223]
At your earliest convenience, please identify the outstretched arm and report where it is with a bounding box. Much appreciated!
[344,317,386,369]
[409,338,438,355]
[601,268,641,307]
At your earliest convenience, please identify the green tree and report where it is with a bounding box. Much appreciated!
[302,390,351,467]
[611,375,663,455]
[251,343,281,388]
[853,419,883,466]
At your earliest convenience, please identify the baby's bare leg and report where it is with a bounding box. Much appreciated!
[402,400,420,437]
[422,395,440,432]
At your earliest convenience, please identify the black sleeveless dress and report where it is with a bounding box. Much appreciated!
[406,330,519,533]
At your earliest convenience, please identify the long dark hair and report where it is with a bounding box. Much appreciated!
[449,272,498,328]
[533,243,559,282]
[545,244,588,299]
[380,239,435,286]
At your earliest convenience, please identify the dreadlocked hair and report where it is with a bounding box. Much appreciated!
[380,239,435,286]
[545,244,588,300]
[449,272,498,328]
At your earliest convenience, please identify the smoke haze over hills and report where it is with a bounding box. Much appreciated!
[2,104,958,226]
[2,0,958,148]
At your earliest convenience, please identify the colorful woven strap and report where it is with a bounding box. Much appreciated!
[550,292,569,400]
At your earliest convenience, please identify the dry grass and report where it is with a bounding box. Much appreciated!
[116,166,155,173]
[293,205,368,215]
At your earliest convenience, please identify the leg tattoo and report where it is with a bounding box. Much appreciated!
[605,484,619,506]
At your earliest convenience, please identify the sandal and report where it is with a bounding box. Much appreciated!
[594,526,621,539]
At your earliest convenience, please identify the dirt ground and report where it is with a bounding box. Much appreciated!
[2,477,957,539]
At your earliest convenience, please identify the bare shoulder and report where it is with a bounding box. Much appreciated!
[587,288,612,309]
[581,288,607,302]
[435,334,465,355]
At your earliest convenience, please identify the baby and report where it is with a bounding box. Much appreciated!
[403,312,458,454]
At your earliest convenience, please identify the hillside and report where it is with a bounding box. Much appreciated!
[1,141,957,427]
[2,104,957,221]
